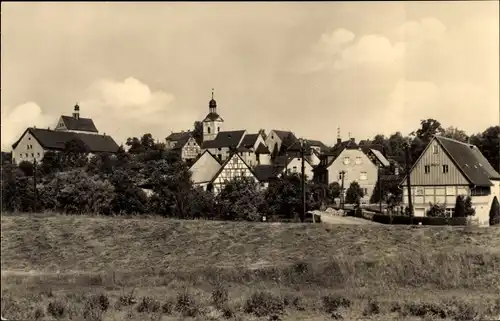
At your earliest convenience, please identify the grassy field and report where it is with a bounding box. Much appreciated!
[2,214,500,321]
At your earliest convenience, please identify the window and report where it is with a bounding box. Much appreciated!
[271,135,274,139]
[208,127,211,134]
[424,165,430,174]
[343,157,350,165]
[28,137,31,140]
[217,127,220,132]
[292,166,297,173]
[355,157,362,165]
[363,188,368,195]
[442,165,449,173]
[432,145,439,154]
[360,172,367,180]
[217,155,222,161]
[471,186,491,196]
[31,153,34,157]
[25,153,28,157]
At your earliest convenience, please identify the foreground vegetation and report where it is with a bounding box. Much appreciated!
[2,215,500,320]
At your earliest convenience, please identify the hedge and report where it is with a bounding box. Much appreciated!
[371,214,467,226]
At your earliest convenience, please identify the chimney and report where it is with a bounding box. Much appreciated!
[73,103,80,120]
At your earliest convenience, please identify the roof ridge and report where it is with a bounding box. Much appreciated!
[435,135,472,147]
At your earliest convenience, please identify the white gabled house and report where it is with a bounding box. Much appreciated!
[400,135,500,226]
[189,150,222,190]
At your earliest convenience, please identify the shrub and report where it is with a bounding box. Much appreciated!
[32,307,45,320]
[244,291,284,317]
[427,202,448,218]
[345,181,364,204]
[489,196,500,226]
[363,300,380,316]
[176,291,201,317]
[85,293,110,312]
[47,300,66,319]
[136,296,160,313]
[454,195,466,217]
[161,298,175,314]
[221,305,235,319]
[401,302,450,318]
[283,294,306,311]
[322,295,351,313]
[211,284,229,308]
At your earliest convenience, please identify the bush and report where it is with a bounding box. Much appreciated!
[136,296,160,313]
[363,300,380,316]
[175,291,201,317]
[427,202,448,218]
[161,298,175,314]
[322,295,351,313]
[345,181,364,204]
[211,284,229,308]
[489,196,500,226]
[47,300,67,319]
[372,214,467,226]
[454,195,466,217]
[244,291,284,317]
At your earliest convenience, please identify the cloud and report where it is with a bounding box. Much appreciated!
[1,77,198,150]
[397,17,447,42]
[315,28,355,54]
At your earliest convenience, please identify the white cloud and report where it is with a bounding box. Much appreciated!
[397,17,446,42]
[1,77,198,150]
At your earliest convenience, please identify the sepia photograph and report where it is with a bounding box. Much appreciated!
[1,1,499,320]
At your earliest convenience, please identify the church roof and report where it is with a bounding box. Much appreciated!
[60,115,98,133]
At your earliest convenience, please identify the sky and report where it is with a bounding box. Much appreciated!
[1,1,499,150]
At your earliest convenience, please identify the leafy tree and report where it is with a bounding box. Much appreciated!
[1,164,35,212]
[110,169,148,214]
[443,127,469,143]
[18,160,34,177]
[463,196,475,217]
[328,182,341,200]
[193,121,204,145]
[86,153,115,178]
[489,196,500,226]
[185,186,217,220]
[426,203,447,218]
[470,126,500,172]
[453,195,466,217]
[278,133,296,156]
[414,118,445,143]
[387,132,406,161]
[126,137,143,154]
[61,139,89,169]
[39,169,114,214]
[39,151,63,177]
[345,181,364,205]
[217,176,264,221]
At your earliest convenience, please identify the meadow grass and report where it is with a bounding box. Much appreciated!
[1,214,500,320]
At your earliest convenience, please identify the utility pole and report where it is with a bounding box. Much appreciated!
[378,164,383,213]
[404,142,414,224]
[33,158,38,213]
[340,170,345,210]
[300,139,306,223]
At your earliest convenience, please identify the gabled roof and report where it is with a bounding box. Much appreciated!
[273,155,313,169]
[255,143,270,154]
[209,152,257,184]
[172,135,198,150]
[188,150,222,184]
[166,131,191,141]
[201,130,246,149]
[237,146,252,152]
[271,130,296,141]
[368,149,390,167]
[11,128,119,153]
[241,134,260,148]
[202,112,224,122]
[60,115,98,133]
[401,136,500,187]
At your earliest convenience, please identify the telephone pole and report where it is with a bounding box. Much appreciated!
[340,170,345,210]
[404,142,414,224]
[378,164,383,213]
[33,158,38,212]
[300,139,306,222]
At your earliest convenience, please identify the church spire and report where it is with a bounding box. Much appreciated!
[209,88,217,113]
[73,101,80,120]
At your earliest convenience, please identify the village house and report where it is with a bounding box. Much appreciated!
[314,137,391,203]
[400,135,500,226]
[265,130,297,155]
[165,131,201,161]
[274,155,315,181]
[189,150,222,190]
[286,139,328,166]
[10,104,119,164]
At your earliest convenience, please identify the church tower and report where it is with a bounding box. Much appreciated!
[202,89,224,142]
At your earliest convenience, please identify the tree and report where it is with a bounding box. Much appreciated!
[443,127,469,143]
[328,182,341,200]
[345,181,364,205]
[18,161,34,177]
[414,118,445,142]
[61,139,89,169]
[426,203,447,218]
[185,186,217,220]
[39,151,63,177]
[470,126,500,172]
[1,164,35,212]
[110,169,148,214]
[453,195,466,217]
[387,132,406,162]
[489,196,500,226]
[463,196,475,217]
[193,121,204,145]
[278,133,296,156]
[217,176,264,221]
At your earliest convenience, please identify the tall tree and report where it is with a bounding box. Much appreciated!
[193,121,204,145]
[414,118,445,142]
[470,126,500,172]
[345,181,364,205]
[443,126,469,143]
[489,196,500,226]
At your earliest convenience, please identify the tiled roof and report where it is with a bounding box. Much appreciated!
[202,112,223,122]
[12,128,119,153]
[255,143,270,154]
[60,115,98,133]
[253,164,280,182]
[435,136,500,186]
[369,149,390,167]
[272,130,296,141]
[241,134,260,148]
[237,146,252,152]
[166,131,191,141]
[201,130,246,149]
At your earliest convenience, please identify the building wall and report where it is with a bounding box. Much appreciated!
[240,150,257,167]
[326,148,378,202]
[203,119,223,142]
[190,152,222,184]
[410,138,469,186]
[181,137,201,160]
[258,153,272,165]
[308,152,321,166]
[212,154,258,195]
[280,157,314,181]
[206,147,231,162]
[265,131,283,155]
[12,131,46,164]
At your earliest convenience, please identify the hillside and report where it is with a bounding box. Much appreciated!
[2,215,500,320]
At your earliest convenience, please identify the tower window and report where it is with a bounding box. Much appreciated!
[217,127,220,132]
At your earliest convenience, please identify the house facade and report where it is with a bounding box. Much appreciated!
[274,155,315,181]
[401,136,500,226]
[208,153,260,195]
[166,131,201,161]
[265,130,296,155]
[189,150,222,190]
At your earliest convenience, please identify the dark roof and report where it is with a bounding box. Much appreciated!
[255,143,270,154]
[202,112,224,122]
[12,128,119,153]
[237,146,252,152]
[201,130,246,149]
[60,115,98,133]
[253,165,280,182]
[435,136,500,185]
[166,131,191,141]
[241,134,260,148]
[272,130,296,141]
